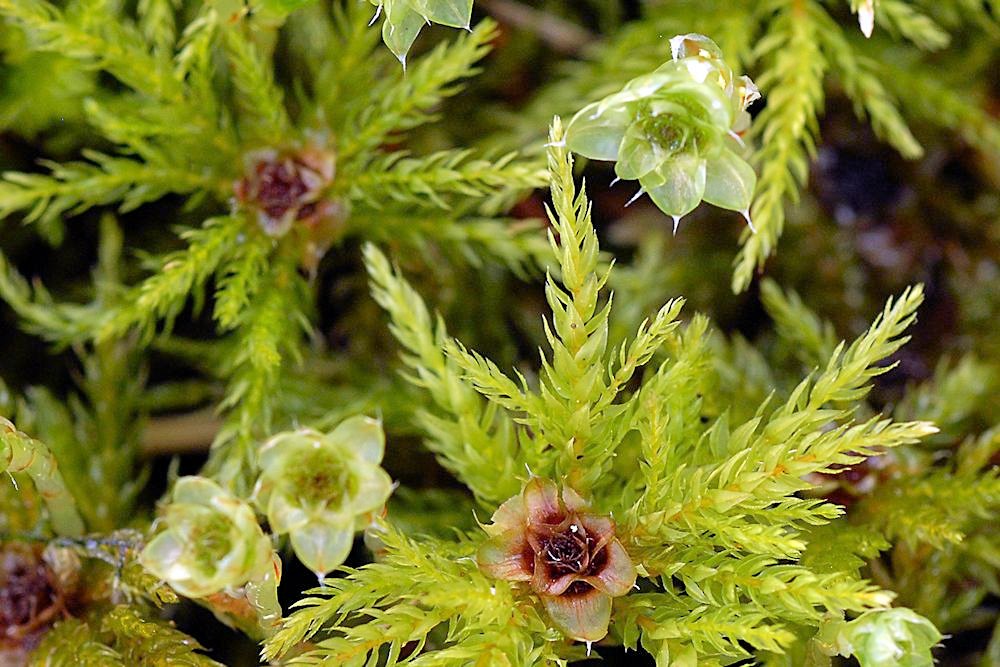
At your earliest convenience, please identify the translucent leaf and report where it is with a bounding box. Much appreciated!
[669,33,724,61]
[542,590,612,642]
[409,0,473,28]
[642,154,707,219]
[171,476,224,506]
[663,80,734,132]
[329,415,385,465]
[703,148,756,212]
[266,489,312,534]
[565,103,630,161]
[593,72,679,116]
[290,519,355,577]
[615,123,663,180]
[382,2,425,63]
[351,466,394,512]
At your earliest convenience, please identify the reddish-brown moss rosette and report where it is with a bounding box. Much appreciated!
[477,478,636,643]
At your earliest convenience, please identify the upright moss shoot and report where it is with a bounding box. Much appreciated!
[265,119,939,665]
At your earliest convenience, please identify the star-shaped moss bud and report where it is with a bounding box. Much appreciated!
[566,34,759,231]
[140,476,274,599]
[252,416,393,579]
[477,478,636,643]
[235,144,337,238]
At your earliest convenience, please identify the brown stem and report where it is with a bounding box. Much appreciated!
[141,408,222,456]
[478,0,595,55]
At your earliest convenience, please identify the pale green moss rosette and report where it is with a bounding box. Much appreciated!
[369,0,474,65]
[566,34,760,231]
[253,416,393,579]
[817,609,942,667]
[140,476,274,599]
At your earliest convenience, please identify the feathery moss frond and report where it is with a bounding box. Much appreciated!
[339,20,498,162]
[345,150,547,213]
[818,15,923,159]
[884,59,1000,156]
[222,24,293,144]
[876,0,951,50]
[733,0,827,292]
[98,217,244,343]
[0,0,182,102]
[760,278,839,367]
[0,153,219,243]
[264,524,554,665]
[365,243,522,504]
[313,119,941,664]
[0,1,982,663]
[32,609,223,666]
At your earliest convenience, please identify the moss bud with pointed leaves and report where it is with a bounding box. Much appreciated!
[566,34,759,230]
[140,477,274,599]
[817,608,941,667]
[477,477,636,643]
[253,416,393,578]
[234,144,338,239]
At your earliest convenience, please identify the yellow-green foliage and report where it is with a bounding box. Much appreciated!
[0,1,995,665]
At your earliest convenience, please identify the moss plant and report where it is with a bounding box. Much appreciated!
[0,1,997,665]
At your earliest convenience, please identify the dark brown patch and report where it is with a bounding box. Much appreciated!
[0,544,65,651]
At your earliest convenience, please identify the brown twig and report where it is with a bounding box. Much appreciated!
[142,408,222,456]
[478,0,595,55]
